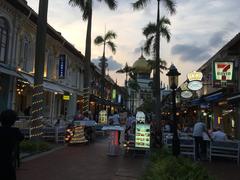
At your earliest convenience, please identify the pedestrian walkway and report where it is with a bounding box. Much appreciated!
[17,137,147,180]
[202,160,240,180]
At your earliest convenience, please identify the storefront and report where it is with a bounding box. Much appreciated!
[0,65,21,112]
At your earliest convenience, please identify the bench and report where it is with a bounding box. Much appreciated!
[209,141,240,165]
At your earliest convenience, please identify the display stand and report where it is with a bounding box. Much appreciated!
[102,126,124,156]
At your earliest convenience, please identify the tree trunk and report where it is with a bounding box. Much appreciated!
[83,1,92,112]
[101,42,106,99]
[154,0,162,144]
[31,0,48,138]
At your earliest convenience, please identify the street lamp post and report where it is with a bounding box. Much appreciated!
[166,64,181,157]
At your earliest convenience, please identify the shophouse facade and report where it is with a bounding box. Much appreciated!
[0,0,127,122]
[178,33,240,139]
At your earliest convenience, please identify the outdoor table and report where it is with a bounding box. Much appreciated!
[102,125,124,156]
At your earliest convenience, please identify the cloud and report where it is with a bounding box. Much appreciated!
[208,31,226,47]
[91,56,123,71]
[171,44,210,62]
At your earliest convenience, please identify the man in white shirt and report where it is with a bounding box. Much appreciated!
[193,119,208,160]
[212,128,228,141]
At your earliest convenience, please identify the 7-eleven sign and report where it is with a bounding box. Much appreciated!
[214,62,234,81]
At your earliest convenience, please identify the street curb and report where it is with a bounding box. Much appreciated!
[21,144,67,162]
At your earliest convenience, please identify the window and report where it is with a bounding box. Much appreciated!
[23,35,32,72]
[0,17,9,63]
[46,50,56,79]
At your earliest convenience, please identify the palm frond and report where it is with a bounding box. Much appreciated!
[132,0,150,10]
[116,69,125,73]
[160,26,171,42]
[104,30,117,40]
[163,0,176,15]
[144,35,154,56]
[106,41,117,54]
[143,22,156,37]
[104,0,117,10]
[82,0,91,20]
[94,36,104,45]
[69,0,89,20]
[159,16,171,25]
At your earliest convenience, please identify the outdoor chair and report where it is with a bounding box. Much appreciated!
[166,137,195,159]
[209,141,240,165]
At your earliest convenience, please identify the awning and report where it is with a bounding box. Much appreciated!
[191,98,202,105]
[60,85,74,94]
[227,93,240,101]
[43,81,64,94]
[20,73,34,84]
[204,92,223,102]
[19,73,64,94]
[0,65,22,78]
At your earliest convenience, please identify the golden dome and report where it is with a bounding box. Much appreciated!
[132,55,152,74]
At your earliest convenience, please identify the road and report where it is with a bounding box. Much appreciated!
[17,138,146,180]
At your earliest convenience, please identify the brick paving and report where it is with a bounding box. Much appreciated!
[17,138,146,180]
[202,160,240,180]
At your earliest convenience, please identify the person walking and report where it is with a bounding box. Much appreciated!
[193,119,208,160]
[0,109,24,180]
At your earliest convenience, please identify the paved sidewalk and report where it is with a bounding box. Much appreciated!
[17,138,147,180]
[202,160,240,180]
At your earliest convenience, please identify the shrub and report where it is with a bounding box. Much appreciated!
[142,148,214,180]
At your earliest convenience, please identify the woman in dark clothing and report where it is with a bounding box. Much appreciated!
[0,109,24,180]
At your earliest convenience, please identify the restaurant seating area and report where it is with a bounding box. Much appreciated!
[163,132,240,165]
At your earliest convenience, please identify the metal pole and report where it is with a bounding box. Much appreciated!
[172,89,180,156]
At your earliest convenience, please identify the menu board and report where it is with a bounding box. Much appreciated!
[99,110,108,124]
[135,124,150,148]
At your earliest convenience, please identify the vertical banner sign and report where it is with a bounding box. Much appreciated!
[118,94,121,104]
[59,54,66,79]
[213,61,234,87]
[112,89,116,101]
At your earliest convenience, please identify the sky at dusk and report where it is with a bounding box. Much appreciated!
[27,0,240,86]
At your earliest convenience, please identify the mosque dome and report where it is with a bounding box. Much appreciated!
[132,54,152,74]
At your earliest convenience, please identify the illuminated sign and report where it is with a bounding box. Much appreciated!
[118,94,121,103]
[181,90,193,99]
[180,82,189,91]
[187,71,203,81]
[135,124,150,149]
[63,95,70,100]
[112,89,116,101]
[214,62,233,81]
[98,110,107,124]
[59,54,66,79]
[187,81,203,91]
[187,71,203,91]
[213,61,234,87]
[136,111,145,124]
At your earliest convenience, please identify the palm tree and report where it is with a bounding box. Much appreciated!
[31,0,48,138]
[132,0,176,134]
[68,0,117,88]
[94,30,117,98]
[143,16,171,56]
[116,63,134,87]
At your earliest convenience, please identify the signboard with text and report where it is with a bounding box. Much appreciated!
[135,124,150,148]
[213,61,234,87]
[59,54,66,79]
[98,110,108,125]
